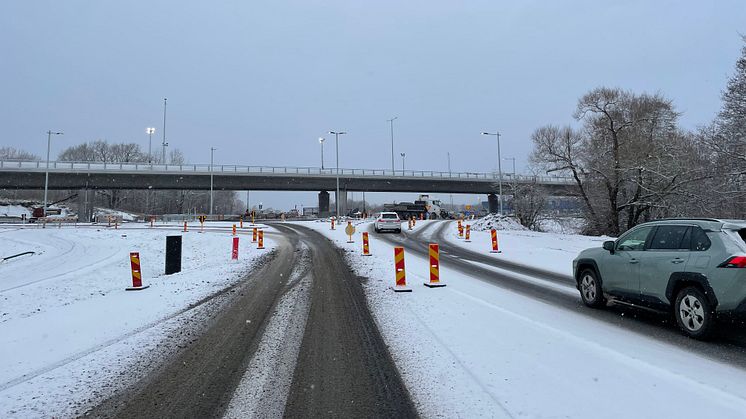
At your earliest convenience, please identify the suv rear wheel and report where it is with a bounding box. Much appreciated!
[674,286,714,339]
[579,268,605,308]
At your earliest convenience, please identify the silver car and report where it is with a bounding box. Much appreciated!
[374,212,402,233]
[573,219,746,339]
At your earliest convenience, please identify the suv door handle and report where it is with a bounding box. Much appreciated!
[629,258,639,264]
[671,258,685,264]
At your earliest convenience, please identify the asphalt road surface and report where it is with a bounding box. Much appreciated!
[87,224,416,419]
[371,220,746,370]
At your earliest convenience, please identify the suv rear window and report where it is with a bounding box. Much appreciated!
[689,227,712,251]
[381,213,398,219]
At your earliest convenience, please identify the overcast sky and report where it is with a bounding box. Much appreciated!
[2,1,745,209]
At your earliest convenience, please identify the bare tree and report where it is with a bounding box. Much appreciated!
[510,181,547,231]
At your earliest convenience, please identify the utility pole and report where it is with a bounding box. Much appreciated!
[209,147,216,215]
[400,152,406,173]
[146,127,155,163]
[318,137,325,169]
[329,130,347,218]
[481,131,504,216]
[448,152,453,210]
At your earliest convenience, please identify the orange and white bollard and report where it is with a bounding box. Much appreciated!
[331,218,336,230]
[465,224,471,242]
[392,246,411,292]
[126,252,149,291]
[252,227,258,243]
[232,224,237,236]
[240,218,243,229]
[232,237,239,260]
[257,230,265,249]
[183,221,188,232]
[458,223,464,239]
[490,229,501,253]
[362,231,371,256]
[424,243,446,288]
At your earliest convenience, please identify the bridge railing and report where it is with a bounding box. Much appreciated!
[0,160,574,184]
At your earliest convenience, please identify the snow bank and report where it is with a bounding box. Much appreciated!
[470,214,527,231]
[0,205,31,219]
[93,207,138,222]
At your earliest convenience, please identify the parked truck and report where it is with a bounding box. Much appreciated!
[383,194,450,220]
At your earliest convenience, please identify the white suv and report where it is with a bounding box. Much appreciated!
[375,212,402,233]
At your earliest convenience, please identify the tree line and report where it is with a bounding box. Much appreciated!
[528,37,746,236]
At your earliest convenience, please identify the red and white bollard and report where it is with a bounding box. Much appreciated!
[424,243,446,288]
[331,218,336,230]
[232,224,237,236]
[126,252,149,291]
[490,229,501,253]
[392,246,411,292]
[183,221,188,232]
[252,227,258,243]
[257,230,265,249]
[232,237,239,260]
[362,231,371,256]
[465,224,471,242]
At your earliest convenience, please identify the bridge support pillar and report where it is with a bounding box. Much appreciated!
[487,193,499,215]
[336,189,348,217]
[318,191,330,218]
[77,189,94,222]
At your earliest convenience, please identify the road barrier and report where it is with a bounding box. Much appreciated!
[362,231,371,256]
[126,251,149,291]
[424,243,446,288]
[232,237,239,260]
[257,230,265,249]
[491,229,501,253]
[240,218,243,229]
[345,221,355,243]
[252,227,258,242]
[392,246,411,292]
[183,221,188,232]
[458,223,464,238]
[465,224,471,242]
[232,224,237,236]
[331,218,335,230]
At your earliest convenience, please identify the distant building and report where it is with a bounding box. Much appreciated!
[303,206,319,216]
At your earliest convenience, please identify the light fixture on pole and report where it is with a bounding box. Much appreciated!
[328,130,347,218]
[387,116,397,173]
[146,127,155,163]
[318,137,325,170]
[209,147,216,215]
[481,131,503,216]
[400,152,406,173]
[161,98,168,164]
[43,130,64,224]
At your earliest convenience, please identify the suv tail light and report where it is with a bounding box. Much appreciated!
[718,256,746,268]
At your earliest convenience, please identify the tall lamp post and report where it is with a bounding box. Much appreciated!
[447,152,453,210]
[481,131,503,216]
[328,130,346,218]
[400,152,406,173]
[209,147,216,215]
[387,116,397,173]
[43,130,64,224]
[161,98,168,164]
[318,137,325,170]
[146,127,155,163]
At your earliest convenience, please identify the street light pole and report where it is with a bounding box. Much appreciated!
[146,127,155,163]
[318,137,325,170]
[161,98,168,164]
[387,116,397,173]
[209,147,216,215]
[43,130,63,223]
[400,152,406,173]
[329,130,346,218]
[447,152,453,210]
[481,131,503,216]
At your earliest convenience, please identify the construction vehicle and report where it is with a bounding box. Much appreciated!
[29,193,78,222]
[383,194,450,220]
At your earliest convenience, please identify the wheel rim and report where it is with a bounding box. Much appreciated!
[581,274,596,302]
[679,294,705,332]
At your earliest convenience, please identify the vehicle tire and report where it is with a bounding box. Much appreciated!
[578,268,605,308]
[375,227,380,233]
[396,228,401,233]
[674,286,715,340]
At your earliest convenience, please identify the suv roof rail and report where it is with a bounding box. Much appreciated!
[646,218,723,223]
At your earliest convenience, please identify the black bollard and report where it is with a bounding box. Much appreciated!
[165,235,182,275]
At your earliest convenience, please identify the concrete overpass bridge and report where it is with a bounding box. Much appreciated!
[0,160,576,216]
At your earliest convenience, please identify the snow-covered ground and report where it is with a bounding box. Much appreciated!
[446,219,608,276]
[0,205,30,219]
[0,222,274,418]
[294,219,746,419]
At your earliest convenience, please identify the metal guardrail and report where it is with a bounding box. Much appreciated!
[0,160,574,185]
